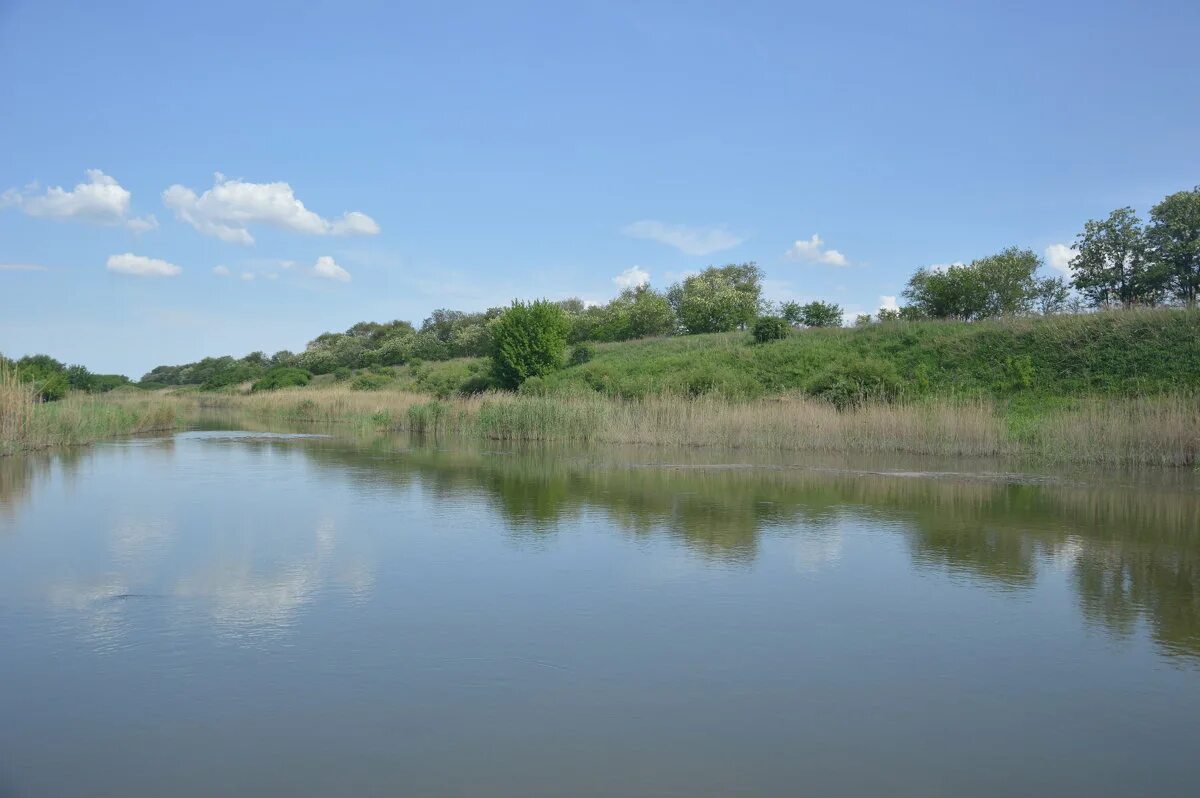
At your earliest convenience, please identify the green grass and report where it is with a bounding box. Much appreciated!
[542,308,1200,402]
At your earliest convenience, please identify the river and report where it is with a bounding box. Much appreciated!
[1,427,1198,796]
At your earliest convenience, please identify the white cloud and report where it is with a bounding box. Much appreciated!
[162,173,380,245]
[614,265,650,289]
[622,220,743,256]
[240,271,256,281]
[4,169,156,231]
[786,234,848,266]
[126,214,159,233]
[311,255,351,282]
[212,265,231,276]
[1045,243,1077,275]
[0,262,48,271]
[106,253,182,277]
[879,295,899,312]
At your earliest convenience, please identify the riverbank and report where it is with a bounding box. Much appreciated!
[1,369,178,455]
[186,386,1199,466]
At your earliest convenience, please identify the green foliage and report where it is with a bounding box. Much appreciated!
[752,315,791,343]
[854,314,873,327]
[251,367,312,392]
[490,299,570,389]
[780,301,804,326]
[568,343,595,366]
[804,358,901,409]
[798,301,843,327]
[350,373,392,391]
[532,308,1200,402]
[903,247,1056,320]
[36,372,69,402]
[667,263,763,334]
[1071,208,1159,307]
[1147,186,1200,306]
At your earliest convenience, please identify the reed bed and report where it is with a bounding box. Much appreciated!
[1,367,179,455]
[187,385,1197,465]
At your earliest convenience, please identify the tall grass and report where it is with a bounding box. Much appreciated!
[188,385,1200,465]
[1,367,179,455]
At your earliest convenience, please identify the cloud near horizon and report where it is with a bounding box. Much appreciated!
[311,256,351,282]
[3,169,157,232]
[786,234,847,266]
[613,265,650,289]
[1045,243,1077,275]
[106,253,182,277]
[162,173,380,245]
[622,220,743,256]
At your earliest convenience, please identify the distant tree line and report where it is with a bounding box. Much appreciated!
[127,185,1199,391]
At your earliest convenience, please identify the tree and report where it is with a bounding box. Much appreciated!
[798,301,843,327]
[1071,207,1159,307]
[667,263,763,334]
[903,247,1059,319]
[490,300,570,389]
[780,301,804,326]
[1147,186,1200,306]
[594,286,675,341]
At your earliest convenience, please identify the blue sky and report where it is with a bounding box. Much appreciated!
[2,0,1198,377]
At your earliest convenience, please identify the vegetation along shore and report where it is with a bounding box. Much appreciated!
[3,189,1199,464]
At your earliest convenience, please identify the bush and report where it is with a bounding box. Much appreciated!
[490,299,570,389]
[568,343,595,366]
[332,366,352,382]
[36,373,69,402]
[350,373,391,391]
[805,358,901,409]
[458,374,495,395]
[517,376,549,396]
[251,367,312,392]
[752,316,791,343]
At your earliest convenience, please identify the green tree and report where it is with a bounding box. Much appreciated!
[904,247,1059,319]
[595,286,676,341]
[490,300,570,389]
[1147,186,1200,306]
[667,263,763,334]
[799,301,843,327]
[780,301,804,326]
[1071,208,1159,307]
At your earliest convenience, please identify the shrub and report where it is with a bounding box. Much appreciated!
[568,343,595,366]
[458,374,495,395]
[251,367,312,392]
[36,373,69,402]
[332,366,352,382]
[517,376,549,396]
[752,315,790,343]
[805,358,902,409]
[490,299,570,389]
[350,373,391,391]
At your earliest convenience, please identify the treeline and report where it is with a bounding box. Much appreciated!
[0,354,130,402]
[135,185,1199,391]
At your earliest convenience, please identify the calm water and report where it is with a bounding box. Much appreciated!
[1,428,1199,797]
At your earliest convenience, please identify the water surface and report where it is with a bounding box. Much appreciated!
[2,430,1198,796]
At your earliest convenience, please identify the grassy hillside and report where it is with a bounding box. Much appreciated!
[540,308,1200,402]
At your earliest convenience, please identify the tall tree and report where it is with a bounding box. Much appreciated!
[666,263,763,334]
[1147,187,1200,306]
[1070,208,1158,308]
